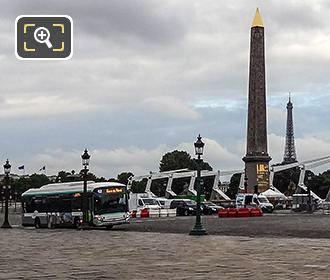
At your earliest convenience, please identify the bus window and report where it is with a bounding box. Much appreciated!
[25,198,34,213]
[22,201,26,213]
[47,196,71,212]
[71,197,82,211]
[47,197,59,212]
[30,197,48,212]
[58,198,72,212]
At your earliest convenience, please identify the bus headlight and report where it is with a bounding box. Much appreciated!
[94,215,102,221]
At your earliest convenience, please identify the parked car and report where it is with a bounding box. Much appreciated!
[236,193,274,213]
[170,199,197,216]
[156,197,171,209]
[257,195,274,213]
[201,202,223,215]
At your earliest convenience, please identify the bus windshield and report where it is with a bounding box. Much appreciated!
[94,193,127,215]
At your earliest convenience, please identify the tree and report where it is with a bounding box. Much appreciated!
[273,167,300,195]
[57,170,73,182]
[190,158,212,171]
[159,150,213,172]
[226,173,241,199]
[268,167,330,199]
[131,179,147,193]
[159,150,192,172]
[159,150,213,198]
[117,172,134,185]
[86,172,98,182]
[308,170,330,199]
[150,179,168,197]
[29,173,50,187]
[11,174,50,198]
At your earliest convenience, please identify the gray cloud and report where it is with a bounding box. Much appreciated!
[0,1,329,177]
[6,0,190,45]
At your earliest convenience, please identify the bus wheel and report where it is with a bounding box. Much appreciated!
[106,225,113,230]
[74,218,81,229]
[34,218,41,229]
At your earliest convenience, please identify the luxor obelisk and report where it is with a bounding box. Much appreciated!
[243,8,271,193]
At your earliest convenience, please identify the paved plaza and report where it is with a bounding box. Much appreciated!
[124,213,330,239]
[1,228,330,279]
[4,211,330,239]
[1,213,330,279]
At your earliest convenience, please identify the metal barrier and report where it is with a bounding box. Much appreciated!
[131,208,177,218]
[218,207,263,218]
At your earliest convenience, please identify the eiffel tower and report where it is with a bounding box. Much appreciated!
[282,93,297,164]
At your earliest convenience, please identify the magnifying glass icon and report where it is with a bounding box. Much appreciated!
[34,27,53,49]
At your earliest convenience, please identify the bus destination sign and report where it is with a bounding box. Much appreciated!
[106,187,124,194]
[95,187,124,194]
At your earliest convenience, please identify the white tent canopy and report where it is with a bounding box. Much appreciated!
[261,189,287,199]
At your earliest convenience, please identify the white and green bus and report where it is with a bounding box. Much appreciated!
[21,181,130,229]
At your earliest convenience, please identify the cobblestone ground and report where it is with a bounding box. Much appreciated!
[1,212,330,279]
[1,228,330,280]
[124,213,330,239]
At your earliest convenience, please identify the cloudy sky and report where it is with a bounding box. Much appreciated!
[0,0,330,177]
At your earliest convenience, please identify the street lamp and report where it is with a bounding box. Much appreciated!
[1,159,12,228]
[190,134,207,236]
[14,191,18,212]
[81,149,90,228]
[1,190,4,212]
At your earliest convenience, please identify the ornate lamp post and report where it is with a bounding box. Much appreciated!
[1,159,12,228]
[1,190,3,212]
[81,149,90,228]
[14,191,18,212]
[190,135,207,236]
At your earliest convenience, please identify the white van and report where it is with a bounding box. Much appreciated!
[236,193,274,213]
[128,193,161,211]
[155,197,171,209]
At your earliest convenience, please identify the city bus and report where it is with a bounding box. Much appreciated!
[21,181,130,229]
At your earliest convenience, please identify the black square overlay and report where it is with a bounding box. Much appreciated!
[16,15,72,60]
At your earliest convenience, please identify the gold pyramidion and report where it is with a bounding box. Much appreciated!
[252,8,264,27]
